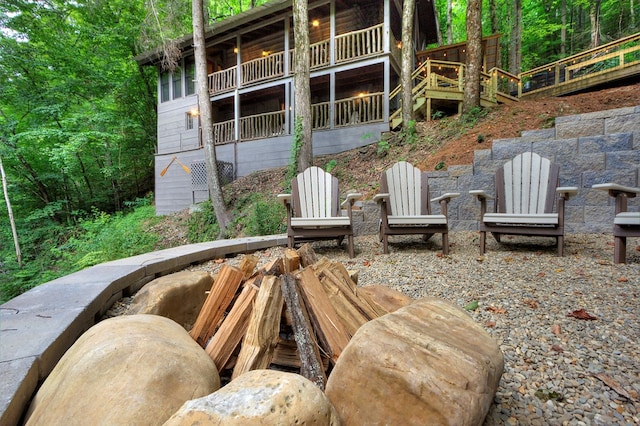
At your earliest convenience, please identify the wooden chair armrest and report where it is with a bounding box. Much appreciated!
[592,183,640,197]
[277,194,292,205]
[373,193,390,204]
[340,193,362,208]
[469,190,493,201]
[430,192,460,203]
[556,186,578,199]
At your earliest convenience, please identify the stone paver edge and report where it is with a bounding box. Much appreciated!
[0,234,288,426]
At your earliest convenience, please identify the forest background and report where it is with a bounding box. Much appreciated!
[1,0,638,301]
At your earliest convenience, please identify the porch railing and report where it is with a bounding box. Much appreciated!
[335,92,384,127]
[312,102,330,130]
[241,51,285,86]
[335,24,384,63]
[208,68,237,94]
[240,111,286,140]
[213,119,236,144]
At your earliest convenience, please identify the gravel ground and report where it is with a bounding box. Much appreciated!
[112,231,640,425]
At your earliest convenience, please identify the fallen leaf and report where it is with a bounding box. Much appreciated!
[214,258,225,264]
[436,252,443,258]
[551,324,562,335]
[536,272,545,277]
[567,309,597,320]
[476,256,485,262]
[555,268,563,273]
[592,373,637,401]
[363,260,370,267]
[464,300,479,311]
[485,321,496,328]
[486,306,507,314]
[597,259,609,265]
[551,344,564,353]
[617,276,628,283]
[524,299,539,309]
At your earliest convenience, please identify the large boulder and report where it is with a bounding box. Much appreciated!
[164,369,339,425]
[325,297,504,426]
[128,271,213,329]
[25,315,219,426]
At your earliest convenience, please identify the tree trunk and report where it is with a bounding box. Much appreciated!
[632,0,636,29]
[561,0,567,56]
[489,0,501,69]
[463,0,482,114]
[401,0,416,126]
[293,0,313,172]
[446,0,453,44]
[589,0,602,48]
[192,0,231,232]
[0,155,21,268]
[509,0,522,75]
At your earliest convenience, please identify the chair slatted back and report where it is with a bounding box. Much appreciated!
[382,161,430,216]
[496,152,559,214]
[292,166,339,218]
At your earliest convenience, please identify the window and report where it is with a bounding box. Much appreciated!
[186,112,195,130]
[172,68,182,99]
[160,72,170,102]
[185,61,195,96]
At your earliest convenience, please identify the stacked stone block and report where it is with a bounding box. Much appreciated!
[351,105,640,236]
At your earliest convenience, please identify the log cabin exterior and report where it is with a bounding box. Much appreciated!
[136,0,439,215]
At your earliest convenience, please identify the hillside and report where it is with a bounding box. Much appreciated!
[152,81,640,248]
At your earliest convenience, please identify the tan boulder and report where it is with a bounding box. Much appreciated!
[128,270,213,329]
[25,315,220,426]
[164,369,339,425]
[325,297,504,426]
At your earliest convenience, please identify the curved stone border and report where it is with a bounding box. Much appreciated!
[0,235,288,425]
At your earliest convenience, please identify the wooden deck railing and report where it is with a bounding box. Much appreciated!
[312,102,330,130]
[241,52,285,85]
[519,32,640,95]
[213,119,236,144]
[240,111,286,140]
[208,68,237,94]
[335,92,384,127]
[335,24,384,63]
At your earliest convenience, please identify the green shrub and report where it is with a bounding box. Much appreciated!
[244,195,286,236]
[187,201,220,243]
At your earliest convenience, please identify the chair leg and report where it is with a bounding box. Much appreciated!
[422,233,434,242]
[614,236,626,264]
[442,233,449,255]
[557,236,564,257]
[479,231,486,255]
[382,233,389,254]
[347,234,355,258]
[288,235,294,249]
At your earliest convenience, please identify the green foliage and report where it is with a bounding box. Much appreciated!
[324,159,338,173]
[435,161,446,171]
[377,140,390,156]
[477,134,485,143]
[286,116,304,185]
[243,195,287,236]
[402,120,418,145]
[187,201,220,243]
[461,106,488,127]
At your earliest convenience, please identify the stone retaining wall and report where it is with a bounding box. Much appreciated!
[348,106,640,236]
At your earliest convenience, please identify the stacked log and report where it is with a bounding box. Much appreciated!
[189,244,392,388]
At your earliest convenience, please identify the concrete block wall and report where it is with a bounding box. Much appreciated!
[349,105,640,236]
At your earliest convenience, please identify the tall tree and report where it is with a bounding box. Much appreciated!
[293,0,312,172]
[589,0,602,47]
[446,0,454,44]
[0,155,21,267]
[509,0,522,74]
[561,0,567,56]
[192,0,231,232]
[463,0,482,114]
[401,0,416,126]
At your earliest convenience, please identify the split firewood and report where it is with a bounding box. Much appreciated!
[297,243,318,267]
[295,267,350,364]
[281,273,326,390]
[238,254,259,279]
[205,275,261,370]
[284,248,300,273]
[190,264,244,347]
[318,274,369,338]
[232,276,284,380]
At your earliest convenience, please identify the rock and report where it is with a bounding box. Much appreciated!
[325,297,504,426]
[359,284,413,312]
[164,369,339,425]
[128,271,213,329]
[25,315,219,426]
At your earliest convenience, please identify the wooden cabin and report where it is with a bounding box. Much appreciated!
[136,0,439,215]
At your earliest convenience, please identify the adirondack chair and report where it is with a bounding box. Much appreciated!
[470,152,578,256]
[592,183,640,263]
[373,161,460,254]
[278,166,361,258]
